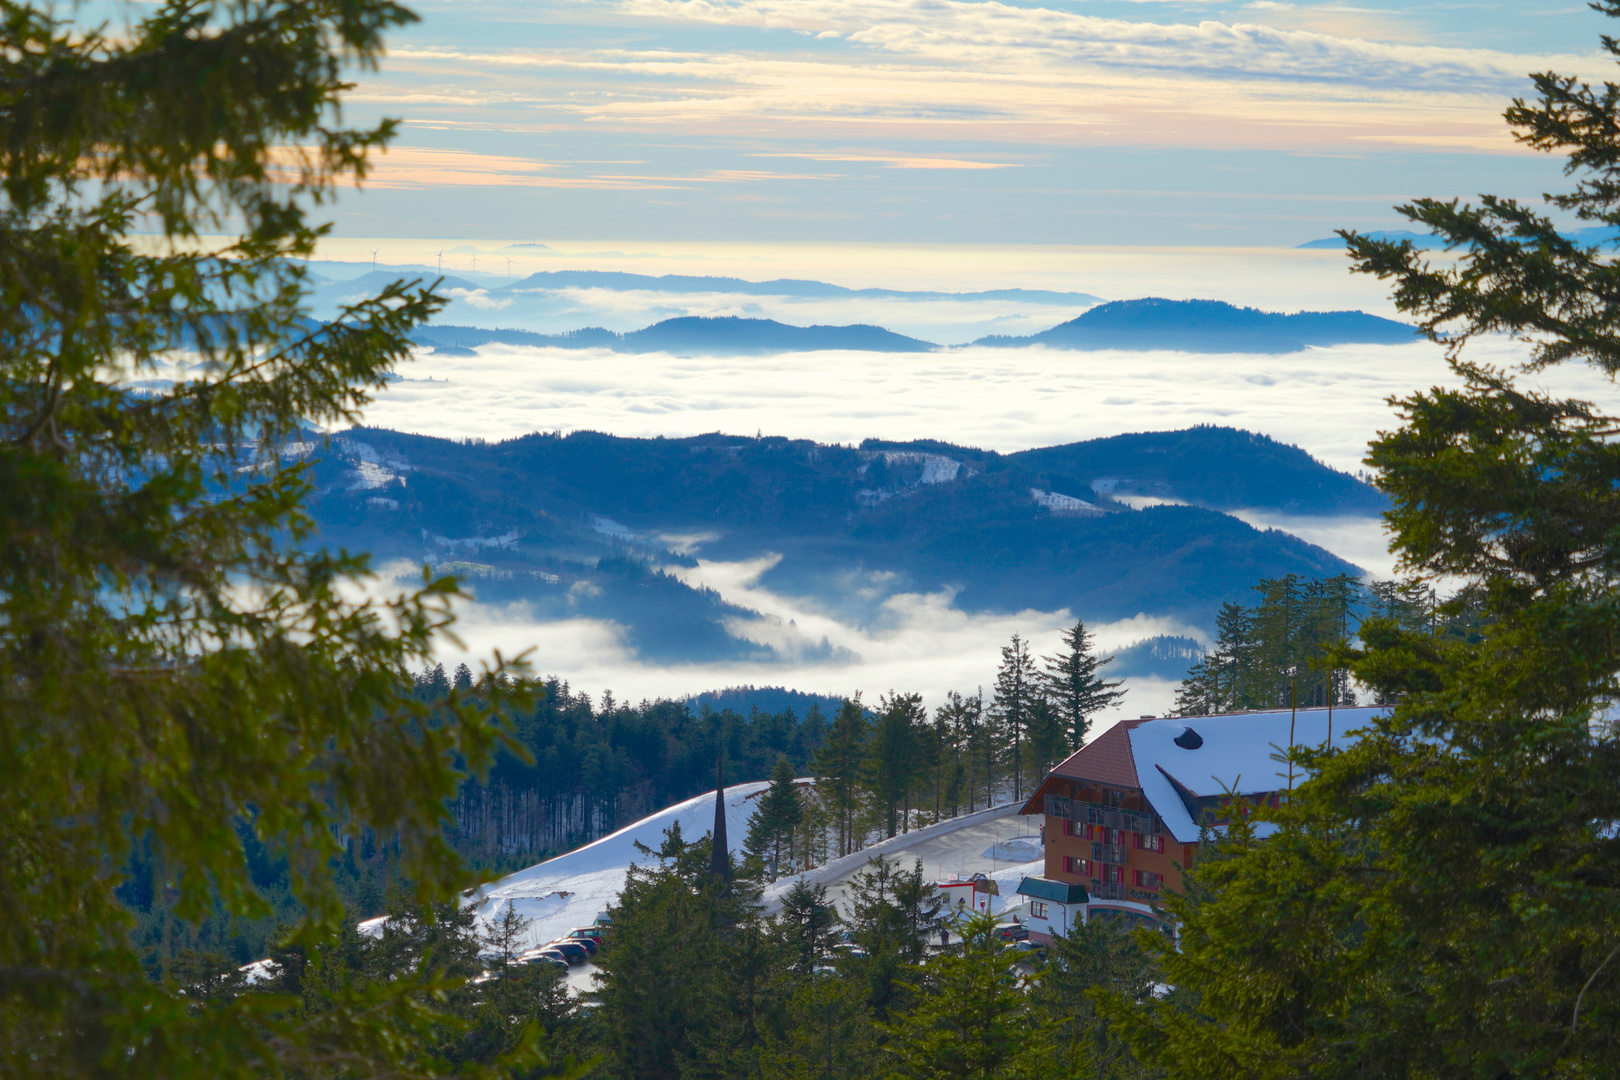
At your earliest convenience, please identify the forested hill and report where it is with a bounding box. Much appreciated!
[1009,426,1386,514]
[302,424,1375,664]
[974,297,1417,353]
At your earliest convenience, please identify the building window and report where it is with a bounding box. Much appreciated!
[1134,833,1164,853]
[1134,869,1162,888]
[1030,901,1049,919]
[1098,864,1125,884]
[1064,856,1091,876]
[1064,818,1082,837]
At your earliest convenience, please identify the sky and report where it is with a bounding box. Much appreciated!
[301,0,1620,246]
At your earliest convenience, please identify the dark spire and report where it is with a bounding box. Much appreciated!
[711,754,730,882]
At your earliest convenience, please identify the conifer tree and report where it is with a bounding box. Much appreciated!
[0,2,545,1075]
[844,858,945,1020]
[1175,579,1363,714]
[745,756,804,876]
[811,696,869,856]
[936,690,987,812]
[759,976,879,1080]
[931,699,968,817]
[774,879,839,976]
[864,692,925,838]
[1041,619,1127,750]
[1026,697,1067,781]
[1033,916,1160,1080]
[992,635,1039,800]
[601,824,766,1080]
[880,910,1049,1080]
[484,899,538,969]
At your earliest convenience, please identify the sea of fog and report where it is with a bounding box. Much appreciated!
[310,240,1615,725]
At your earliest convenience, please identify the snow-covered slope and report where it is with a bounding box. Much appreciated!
[467,781,772,951]
[759,801,1039,918]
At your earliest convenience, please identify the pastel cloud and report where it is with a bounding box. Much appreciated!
[752,152,1018,169]
[359,146,681,189]
[359,0,1602,157]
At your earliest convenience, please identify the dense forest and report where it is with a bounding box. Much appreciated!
[441,616,1124,873]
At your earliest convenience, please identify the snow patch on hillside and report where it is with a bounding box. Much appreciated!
[468,781,773,952]
[333,437,413,491]
[1031,488,1105,515]
[881,451,966,485]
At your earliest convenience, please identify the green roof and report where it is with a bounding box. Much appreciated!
[1016,876,1089,904]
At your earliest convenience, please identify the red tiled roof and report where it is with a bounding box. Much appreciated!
[1050,717,1153,790]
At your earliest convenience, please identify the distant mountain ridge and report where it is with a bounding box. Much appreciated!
[413,316,933,356]
[504,270,1102,305]
[311,266,1100,305]
[412,298,1416,356]
[973,298,1416,354]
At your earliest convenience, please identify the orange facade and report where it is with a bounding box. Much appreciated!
[1017,717,1189,921]
[1027,773,1195,905]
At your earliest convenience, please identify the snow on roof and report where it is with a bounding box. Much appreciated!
[1130,707,1386,843]
[471,780,773,952]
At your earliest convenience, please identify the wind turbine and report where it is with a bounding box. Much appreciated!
[506,256,512,277]
[437,250,443,274]
[471,254,478,274]
[370,249,378,273]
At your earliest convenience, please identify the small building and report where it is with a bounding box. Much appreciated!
[1014,876,1089,941]
[1017,707,1382,936]
[937,872,997,914]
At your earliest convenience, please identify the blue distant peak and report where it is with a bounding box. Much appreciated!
[974,297,1416,354]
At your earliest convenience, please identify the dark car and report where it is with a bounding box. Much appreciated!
[548,940,589,965]
[563,935,600,957]
[522,950,569,971]
[996,923,1030,942]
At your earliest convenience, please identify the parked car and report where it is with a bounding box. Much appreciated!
[563,935,600,957]
[567,926,607,942]
[996,923,1030,942]
[521,949,568,971]
[1010,940,1046,956]
[830,942,869,960]
[548,940,589,965]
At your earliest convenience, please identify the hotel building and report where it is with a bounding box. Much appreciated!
[1014,707,1383,940]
